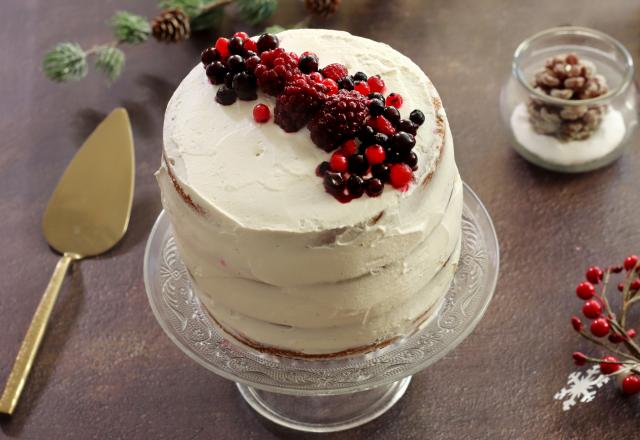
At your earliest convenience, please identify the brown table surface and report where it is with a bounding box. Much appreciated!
[2,0,640,438]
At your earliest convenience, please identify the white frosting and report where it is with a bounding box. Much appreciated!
[157,29,462,355]
[511,103,625,166]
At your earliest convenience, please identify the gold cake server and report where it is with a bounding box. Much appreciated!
[0,108,134,415]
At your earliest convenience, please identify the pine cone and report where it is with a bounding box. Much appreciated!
[527,53,608,141]
[151,8,191,43]
[305,0,341,17]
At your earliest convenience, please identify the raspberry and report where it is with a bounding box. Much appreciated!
[386,93,403,108]
[274,75,327,132]
[368,75,386,93]
[321,63,348,81]
[367,115,396,136]
[254,48,301,96]
[308,90,370,151]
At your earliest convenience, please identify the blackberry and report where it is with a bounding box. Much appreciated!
[228,36,245,55]
[383,106,401,125]
[366,178,384,197]
[274,75,328,132]
[215,85,237,105]
[397,119,418,135]
[410,109,425,126]
[323,172,344,195]
[321,63,348,81]
[371,163,390,182]
[338,76,354,91]
[299,53,319,74]
[368,92,384,101]
[227,54,246,73]
[346,175,365,198]
[232,72,257,100]
[201,47,220,65]
[353,71,368,82]
[257,33,279,53]
[369,99,385,116]
[206,61,227,85]
[348,154,368,176]
[254,48,300,95]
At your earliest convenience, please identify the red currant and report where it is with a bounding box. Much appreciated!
[624,255,638,271]
[572,352,587,366]
[330,152,348,173]
[322,78,339,95]
[386,93,403,109]
[365,145,386,165]
[582,300,602,319]
[367,75,386,93]
[252,104,270,123]
[571,316,583,332]
[354,81,371,96]
[233,31,249,41]
[622,375,640,394]
[340,139,358,156]
[243,39,258,53]
[215,37,230,59]
[590,318,610,337]
[389,164,413,189]
[600,355,620,374]
[586,266,603,284]
[576,281,595,300]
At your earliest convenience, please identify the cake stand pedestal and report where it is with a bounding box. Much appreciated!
[143,184,499,433]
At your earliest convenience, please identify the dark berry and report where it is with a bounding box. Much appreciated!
[321,63,348,81]
[366,178,384,197]
[386,93,403,109]
[316,161,330,177]
[367,75,386,93]
[347,175,365,198]
[347,154,368,175]
[274,75,328,132]
[201,47,220,65]
[389,163,413,189]
[365,145,386,165]
[299,53,319,74]
[257,33,279,53]
[245,55,260,72]
[232,71,257,100]
[244,50,257,59]
[371,163,390,182]
[410,109,425,126]
[206,61,227,85]
[372,132,389,145]
[254,48,300,95]
[383,106,401,124]
[253,103,270,123]
[391,132,416,154]
[353,71,368,82]
[309,90,370,151]
[224,72,234,87]
[405,151,418,170]
[368,92,384,101]
[215,37,230,59]
[227,54,245,73]
[358,125,375,144]
[228,36,245,55]
[215,85,237,105]
[397,119,418,135]
[369,99,385,116]
[385,149,403,163]
[323,172,344,195]
[338,76,354,91]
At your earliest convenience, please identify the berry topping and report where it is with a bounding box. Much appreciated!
[590,318,610,337]
[257,33,279,53]
[371,163,390,182]
[365,178,384,197]
[369,99,385,116]
[338,76,354,91]
[206,61,228,85]
[322,63,349,81]
[340,139,358,156]
[252,103,270,123]
[365,145,386,165]
[309,72,323,82]
[389,163,413,189]
[348,154,368,175]
[228,36,245,55]
[353,71,368,82]
[405,151,418,170]
[245,55,261,72]
[255,48,300,95]
[576,281,595,300]
[599,355,620,374]
[586,266,603,284]
[227,54,246,72]
[309,90,370,151]
[397,119,418,135]
[582,299,602,319]
[243,38,258,53]
[316,161,330,177]
[386,93,403,108]
[215,37,230,59]
[215,85,237,105]
[369,92,385,101]
[367,75,386,93]
[274,74,327,132]
[410,109,425,126]
[354,81,371,96]
[232,71,258,100]
[391,131,416,154]
[346,175,365,198]
[357,125,375,144]
[372,132,389,145]
[322,78,339,95]
[323,172,344,195]
[368,115,396,136]
[299,53,319,74]
[329,152,349,173]
[201,47,220,65]
[383,106,401,124]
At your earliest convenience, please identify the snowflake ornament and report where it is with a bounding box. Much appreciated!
[554,365,610,411]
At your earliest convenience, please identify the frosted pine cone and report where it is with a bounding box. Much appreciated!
[527,53,608,141]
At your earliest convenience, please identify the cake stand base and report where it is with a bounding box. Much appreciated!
[236,376,412,433]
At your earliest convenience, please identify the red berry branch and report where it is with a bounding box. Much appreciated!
[570,255,640,395]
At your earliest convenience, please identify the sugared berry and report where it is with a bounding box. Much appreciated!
[367,75,386,93]
[323,172,344,195]
[586,266,603,284]
[228,37,245,55]
[215,37,230,59]
[573,352,587,366]
[365,145,385,165]
[233,31,249,41]
[330,152,349,173]
[255,48,300,95]
[369,99,385,116]
[397,119,418,135]
[368,115,396,136]
[257,33,279,53]
[215,85,237,105]
[322,78,339,95]
[309,90,370,151]
[576,281,595,300]
[253,103,270,123]
[622,375,640,394]
[347,175,365,197]
[600,356,620,374]
[316,161,330,177]
[405,151,418,169]
[390,163,413,189]
[582,300,602,319]
[340,139,358,156]
[299,53,319,74]
[353,71,367,82]
[410,109,425,126]
[571,316,583,332]
[206,61,228,84]
[274,74,327,132]
[366,178,384,197]
[391,132,416,154]
[386,93,403,108]
[243,38,258,54]
[383,106,401,124]
[371,163,390,182]
[201,47,220,65]
[624,255,639,271]
[354,81,370,96]
[348,154,368,176]
[232,71,257,100]
[321,63,348,81]
[590,318,610,337]
[227,54,246,72]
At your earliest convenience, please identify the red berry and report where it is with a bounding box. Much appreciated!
[571,316,583,332]
[609,332,624,343]
[340,139,358,156]
[215,37,230,59]
[330,152,349,173]
[252,104,270,123]
[590,318,610,337]
[367,115,396,136]
[618,283,625,292]
[586,266,603,284]
[389,164,413,189]
[386,93,403,108]
[322,78,339,95]
[628,329,637,338]
[572,352,587,366]
[624,255,638,271]
[321,63,348,81]
[309,72,324,82]
[243,38,258,53]
[610,265,624,273]
[622,375,640,394]
[582,300,602,319]
[576,281,595,300]
[600,355,620,374]
[367,75,386,93]
[631,279,640,290]
[354,81,371,96]
[365,145,386,165]
[233,31,249,41]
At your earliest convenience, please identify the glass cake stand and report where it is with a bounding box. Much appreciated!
[143,183,499,433]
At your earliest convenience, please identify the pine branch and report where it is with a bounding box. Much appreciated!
[111,11,151,44]
[43,42,88,82]
[95,46,126,83]
[236,0,278,25]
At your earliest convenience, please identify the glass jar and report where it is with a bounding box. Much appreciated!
[500,26,637,172]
